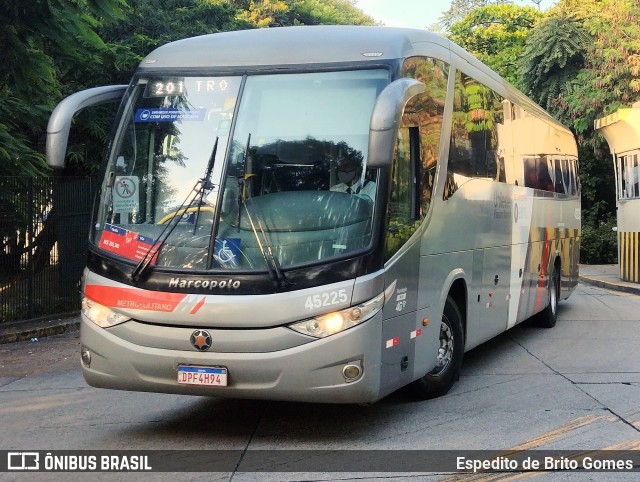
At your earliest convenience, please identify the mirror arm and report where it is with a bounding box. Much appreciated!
[367,78,426,168]
[46,85,128,168]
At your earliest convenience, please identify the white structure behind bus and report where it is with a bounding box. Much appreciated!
[595,102,640,283]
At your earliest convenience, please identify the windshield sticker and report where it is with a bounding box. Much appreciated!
[112,176,139,214]
[213,238,241,268]
[134,108,206,123]
[100,224,157,262]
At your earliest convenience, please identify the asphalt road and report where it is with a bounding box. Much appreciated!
[1,282,639,481]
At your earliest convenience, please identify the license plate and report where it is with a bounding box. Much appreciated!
[177,365,228,387]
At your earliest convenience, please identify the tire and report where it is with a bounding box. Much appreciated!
[411,296,464,399]
[537,265,560,328]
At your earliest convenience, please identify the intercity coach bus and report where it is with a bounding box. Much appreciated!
[47,26,580,403]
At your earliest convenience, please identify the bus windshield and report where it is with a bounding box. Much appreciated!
[91,69,388,271]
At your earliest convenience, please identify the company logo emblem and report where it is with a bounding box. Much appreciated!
[7,452,39,471]
[190,330,212,351]
[168,277,241,290]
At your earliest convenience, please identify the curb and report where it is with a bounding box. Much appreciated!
[578,276,640,296]
[0,315,80,345]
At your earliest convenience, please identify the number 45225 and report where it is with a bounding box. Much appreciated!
[304,289,348,310]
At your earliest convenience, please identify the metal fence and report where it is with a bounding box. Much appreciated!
[0,177,93,324]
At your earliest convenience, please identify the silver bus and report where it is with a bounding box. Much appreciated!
[47,26,581,404]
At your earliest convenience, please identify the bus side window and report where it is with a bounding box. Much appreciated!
[385,125,419,261]
[553,158,564,194]
[445,73,506,198]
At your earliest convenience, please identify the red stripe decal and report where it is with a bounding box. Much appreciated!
[85,285,187,312]
[190,297,206,315]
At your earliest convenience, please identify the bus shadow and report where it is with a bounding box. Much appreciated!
[120,307,567,445]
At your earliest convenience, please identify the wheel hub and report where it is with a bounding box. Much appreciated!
[430,316,454,377]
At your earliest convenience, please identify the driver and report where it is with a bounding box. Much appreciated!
[330,157,376,200]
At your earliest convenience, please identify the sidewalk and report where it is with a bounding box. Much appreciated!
[1,265,638,344]
[578,264,640,295]
[0,314,80,344]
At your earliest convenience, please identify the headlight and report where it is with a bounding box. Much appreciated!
[81,297,131,328]
[289,292,384,338]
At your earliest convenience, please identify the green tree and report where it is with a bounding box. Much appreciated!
[518,15,590,110]
[448,4,542,85]
[436,0,519,31]
[231,0,375,27]
[99,0,246,85]
[0,0,126,177]
[234,0,289,26]
[556,0,640,135]
[290,0,376,26]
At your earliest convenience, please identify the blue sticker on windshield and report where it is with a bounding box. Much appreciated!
[134,108,206,122]
[214,238,241,267]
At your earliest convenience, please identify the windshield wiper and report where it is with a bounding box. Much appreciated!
[131,137,219,281]
[193,135,218,234]
[241,199,289,289]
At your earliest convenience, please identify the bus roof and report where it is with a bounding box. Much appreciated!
[139,26,451,69]
[137,25,567,132]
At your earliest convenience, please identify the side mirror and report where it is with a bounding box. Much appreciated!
[46,85,128,168]
[367,78,426,168]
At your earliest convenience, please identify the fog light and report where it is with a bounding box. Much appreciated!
[342,363,362,382]
[81,346,91,367]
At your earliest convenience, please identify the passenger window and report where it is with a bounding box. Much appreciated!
[553,158,564,193]
[524,156,554,192]
[445,72,506,199]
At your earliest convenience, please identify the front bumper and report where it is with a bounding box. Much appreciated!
[80,313,384,404]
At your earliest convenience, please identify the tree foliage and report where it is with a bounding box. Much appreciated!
[448,4,542,85]
[0,0,126,176]
[554,0,640,135]
[98,1,246,85]
[518,15,590,110]
[436,0,519,31]
[231,0,375,27]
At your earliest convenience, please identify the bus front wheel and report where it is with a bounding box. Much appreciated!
[411,296,464,400]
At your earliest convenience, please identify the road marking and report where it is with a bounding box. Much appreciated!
[509,415,611,451]
[436,415,613,481]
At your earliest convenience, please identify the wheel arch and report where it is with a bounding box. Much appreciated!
[440,269,468,350]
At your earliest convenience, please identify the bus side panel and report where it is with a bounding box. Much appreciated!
[517,195,581,322]
[381,237,441,396]
[416,249,473,363]
[419,185,514,352]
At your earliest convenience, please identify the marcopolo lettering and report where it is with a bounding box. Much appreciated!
[168,277,241,290]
